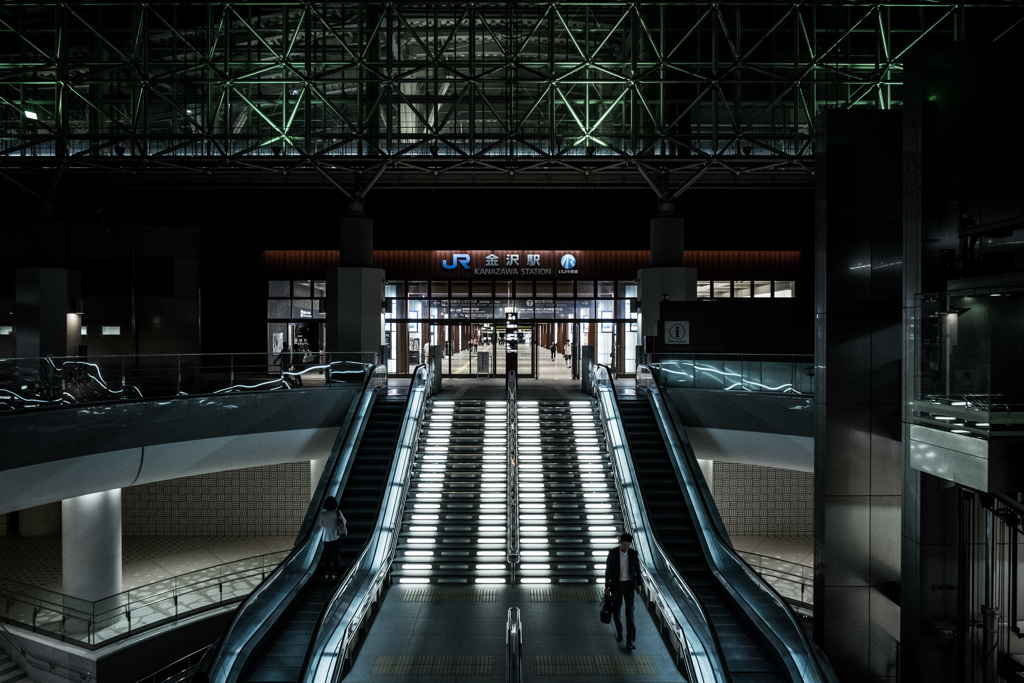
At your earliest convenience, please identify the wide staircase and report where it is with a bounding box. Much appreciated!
[515,399,622,585]
[391,399,510,585]
[390,397,622,587]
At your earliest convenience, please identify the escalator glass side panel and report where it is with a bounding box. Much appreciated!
[302,370,431,683]
[202,381,384,683]
[640,385,835,682]
[617,396,784,681]
[244,399,406,683]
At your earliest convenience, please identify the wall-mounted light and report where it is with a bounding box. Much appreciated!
[24,110,38,120]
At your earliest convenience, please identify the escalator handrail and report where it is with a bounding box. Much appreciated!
[639,364,835,683]
[295,364,389,541]
[301,364,431,683]
[202,364,388,683]
[593,365,730,683]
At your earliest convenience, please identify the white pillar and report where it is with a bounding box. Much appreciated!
[697,459,715,491]
[63,490,122,615]
[310,459,327,500]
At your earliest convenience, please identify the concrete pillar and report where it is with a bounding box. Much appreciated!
[697,459,714,491]
[814,109,903,679]
[650,202,684,267]
[310,459,327,500]
[338,202,373,268]
[15,267,80,359]
[62,490,122,629]
[325,267,385,355]
[638,204,697,345]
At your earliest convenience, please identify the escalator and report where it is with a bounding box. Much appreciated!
[617,396,786,682]
[243,398,406,683]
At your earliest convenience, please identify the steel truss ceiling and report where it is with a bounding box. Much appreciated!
[1,2,1022,199]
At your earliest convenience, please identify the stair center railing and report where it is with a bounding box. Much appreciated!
[506,606,523,683]
[506,372,519,582]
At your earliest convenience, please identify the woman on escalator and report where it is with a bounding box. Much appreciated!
[319,496,348,580]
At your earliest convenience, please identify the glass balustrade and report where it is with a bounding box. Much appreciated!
[647,353,815,395]
[0,352,377,411]
[0,550,289,648]
[913,288,1024,439]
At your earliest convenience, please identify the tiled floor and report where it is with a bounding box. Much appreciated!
[345,584,686,683]
[731,534,814,606]
[0,535,295,593]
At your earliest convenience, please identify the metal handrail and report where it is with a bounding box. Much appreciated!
[506,372,519,578]
[133,645,211,683]
[595,365,728,683]
[735,551,814,608]
[644,353,815,395]
[639,365,834,682]
[202,364,387,683]
[302,364,431,683]
[0,550,288,649]
[0,621,92,681]
[505,607,523,683]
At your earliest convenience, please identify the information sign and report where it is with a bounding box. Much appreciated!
[664,321,690,345]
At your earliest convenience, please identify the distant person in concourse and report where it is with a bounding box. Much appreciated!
[563,341,571,368]
[605,532,641,651]
[550,341,557,361]
[319,496,348,580]
[274,343,301,387]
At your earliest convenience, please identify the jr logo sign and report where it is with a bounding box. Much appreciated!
[442,253,471,270]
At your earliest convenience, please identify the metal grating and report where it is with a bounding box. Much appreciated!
[401,587,499,602]
[534,654,658,676]
[529,586,604,602]
[371,655,493,676]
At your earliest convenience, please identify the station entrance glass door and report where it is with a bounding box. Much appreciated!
[427,322,536,379]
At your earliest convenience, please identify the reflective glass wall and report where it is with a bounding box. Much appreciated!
[913,288,1024,438]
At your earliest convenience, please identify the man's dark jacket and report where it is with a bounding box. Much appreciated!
[604,546,641,593]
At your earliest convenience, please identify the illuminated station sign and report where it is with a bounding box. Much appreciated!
[441,251,579,277]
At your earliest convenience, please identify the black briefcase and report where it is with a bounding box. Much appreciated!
[600,593,613,623]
